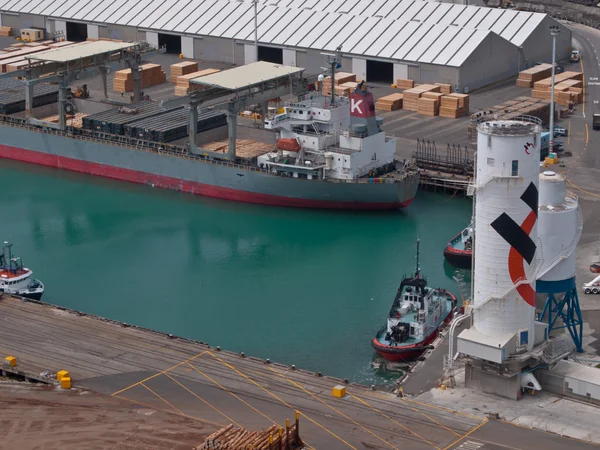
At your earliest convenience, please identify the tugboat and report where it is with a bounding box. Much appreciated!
[443,221,473,269]
[372,240,457,362]
[0,241,44,300]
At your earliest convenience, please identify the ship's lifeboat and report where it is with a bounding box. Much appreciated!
[277,138,301,152]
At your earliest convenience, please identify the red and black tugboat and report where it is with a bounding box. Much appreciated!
[443,221,473,269]
[372,240,457,362]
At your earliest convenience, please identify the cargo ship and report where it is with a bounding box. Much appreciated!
[0,72,418,210]
[0,242,44,300]
[372,240,456,362]
[443,221,473,269]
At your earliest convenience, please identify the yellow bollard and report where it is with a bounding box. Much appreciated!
[61,377,71,389]
[56,370,70,381]
[4,356,16,367]
[179,53,184,59]
[332,385,347,398]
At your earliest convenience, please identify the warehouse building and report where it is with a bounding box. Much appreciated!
[0,0,571,92]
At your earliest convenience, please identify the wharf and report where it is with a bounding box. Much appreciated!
[0,294,484,450]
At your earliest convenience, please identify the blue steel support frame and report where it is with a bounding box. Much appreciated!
[537,277,583,352]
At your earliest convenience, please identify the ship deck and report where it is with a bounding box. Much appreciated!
[0,294,486,449]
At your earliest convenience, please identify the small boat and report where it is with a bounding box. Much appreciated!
[0,241,44,300]
[443,221,473,269]
[372,240,457,362]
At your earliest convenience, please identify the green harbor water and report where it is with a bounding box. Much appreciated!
[0,159,471,384]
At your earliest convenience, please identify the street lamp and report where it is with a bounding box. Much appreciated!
[549,25,560,155]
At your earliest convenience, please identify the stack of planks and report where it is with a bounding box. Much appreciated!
[375,93,403,111]
[48,41,76,49]
[395,78,414,89]
[113,63,167,92]
[402,84,441,111]
[516,64,552,88]
[0,46,50,73]
[319,72,356,93]
[169,61,198,83]
[174,68,220,96]
[323,81,356,97]
[418,97,439,116]
[434,83,453,95]
[439,93,470,118]
[202,139,273,159]
[41,112,88,129]
[196,423,301,450]
[0,26,12,37]
[470,96,550,125]
[531,72,583,106]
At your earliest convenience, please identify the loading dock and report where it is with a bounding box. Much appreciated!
[66,21,87,42]
[158,33,181,54]
[367,60,394,84]
[258,46,282,64]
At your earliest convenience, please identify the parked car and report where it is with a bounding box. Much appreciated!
[553,127,568,137]
[591,262,600,273]
[570,50,581,63]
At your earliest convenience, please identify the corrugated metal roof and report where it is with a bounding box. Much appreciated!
[0,0,555,67]
[190,61,303,90]
[551,360,600,385]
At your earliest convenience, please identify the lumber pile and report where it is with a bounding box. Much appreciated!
[169,61,198,83]
[395,78,414,89]
[439,93,470,118]
[434,83,453,95]
[41,112,88,129]
[470,96,551,125]
[196,423,302,450]
[530,71,584,106]
[203,139,273,159]
[402,84,441,111]
[0,26,12,37]
[6,60,31,72]
[318,72,357,92]
[174,68,220,96]
[418,97,439,116]
[113,63,167,92]
[516,63,552,88]
[375,93,403,111]
[323,81,356,97]
[47,41,76,49]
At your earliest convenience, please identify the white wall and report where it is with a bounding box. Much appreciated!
[0,13,2,27]
[352,58,366,81]
[181,36,194,58]
[283,49,296,66]
[146,31,159,48]
[393,63,408,82]
[55,20,67,38]
[244,44,256,64]
[87,24,99,39]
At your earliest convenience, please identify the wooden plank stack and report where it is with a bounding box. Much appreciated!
[402,84,441,111]
[439,93,470,118]
[202,139,273,159]
[41,112,88,129]
[531,71,584,106]
[469,96,551,125]
[113,63,167,93]
[196,423,301,450]
[169,61,198,83]
[319,72,356,93]
[323,81,356,97]
[516,64,552,88]
[395,78,414,89]
[0,26,12,37]
[174,68,220,96]
[434,83,453,95]
[375,93,403,111]
[418,97,439,116]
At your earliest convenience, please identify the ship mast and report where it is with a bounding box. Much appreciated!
[415,239,421,279]
[322,46,342,107]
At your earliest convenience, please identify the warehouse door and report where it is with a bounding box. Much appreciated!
[159,33,181,54]
[367,60,393,84]
[258,46,283,64]
[66,22,87,42]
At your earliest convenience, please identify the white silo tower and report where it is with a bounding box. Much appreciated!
[458,117,549,378]
[536,171,583,352]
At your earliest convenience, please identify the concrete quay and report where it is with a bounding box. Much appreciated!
[0,294,598,450]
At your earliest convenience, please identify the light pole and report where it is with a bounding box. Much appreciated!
[549,25,560,155]
[253,0,258,62]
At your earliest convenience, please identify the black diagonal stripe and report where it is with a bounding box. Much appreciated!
[491,213,536,264]
[520,182,538,216]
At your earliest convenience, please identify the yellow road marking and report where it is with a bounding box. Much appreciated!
[399,399,462,438]
[140,381,186,416]
[401,397,486,421]
[208,352,357,450]
[442,419,488,450]
[567,179,600,199]
[186,362,279,427]
[350,394,440,449]
[581,55,585,115]
[164,372,241,426]
[111,350,209,396]
[267,367,399,450]
[586,123,589,145]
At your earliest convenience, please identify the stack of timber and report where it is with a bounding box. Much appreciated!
[124,109,226,143]
[402,84,441,111]
[323,81,357,97]
[375,93,403,111]
[169,61,198,83]
[0,26,12,37]
[434,83,453,95]
[113,64,167,93]
[318,72,357,92]
[418,97,439,116]
[41,113,88,129]
[174,68,220,96]
[47,41,76,49]
[196,421,303,450]
[439,93,470,118]
[516,64,552,88]
[531,73,583,106]
[470,96,551,126]
[82,101,177,134]
[0,78,58,114]
[203,139,275,160]
[395,78,414,89]
[0,46,49,72]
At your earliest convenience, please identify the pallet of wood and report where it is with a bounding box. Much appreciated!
[439,93,470,118]
[196,423,302,450]
[169,61,198,83]
[113,63,167,92]
[418,97,439,116]
[469,97,550,125]
[0,26,12,37]
[6,59,31,72]
[41,112,88,129]
[395,78,414,89]
[202,139,272,159]
[532,71,583,90]
[434,83,453,95]
[174,68,220,96]
[402,84,441,111]
[0,46,49,62]
[323,81,356,97]
[516,63,552,88]
[319,72,357,92]
[375,93,403,111]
